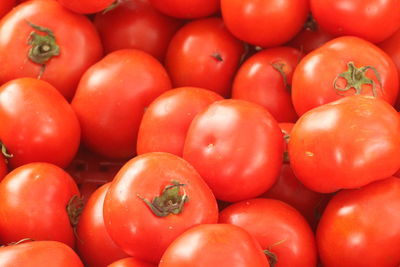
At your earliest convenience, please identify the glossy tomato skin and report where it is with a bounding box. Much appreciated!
[94,0,183,61]
[183,99,283,202]
[0,78,80,169]
[219,198,317,267]
[0,240,83,267]
[159,224,270,267]
[0,163,80,248]
[0,0,102,100]
[108,257,156,267]
[221,0,309,47]
[292,36,399,116]
[232,47,303,123]
[289,95,400,193]
[165,17,245,97]
[71,49,171,159]
[311,0,400,43]
[137,87,223,156]
[57,0,114,14]
[103,152,218,264]
[317,177,400,267]
[149,0,219,19]
[0,0,15,18]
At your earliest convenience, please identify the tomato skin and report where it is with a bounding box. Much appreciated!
[57,0,114,14]
[149,0,219,19]
[0,0,15,18]
[71,49,171,159]
[292,36,399,116]
[0,240,83,267]
[0,0,103,100]
[108,257,156,267]
[317,177,400,267]
[289,95,400,193]
[220,0,309,47]
[159,224,270,267]
[165,17,245,97]
[183,99,283,202]
[94,0,183,61]
[0,163,80,248]
[137,87,223,156]
[232,47,303,123]
[0,78,80,169]
[311,0,400,43]
[103,152,218,264]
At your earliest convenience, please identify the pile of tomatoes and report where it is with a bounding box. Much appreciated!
[0,0,400,266]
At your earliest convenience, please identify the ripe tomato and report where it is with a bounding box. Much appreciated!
[137,87,223,156]
[292,36,399,116]
[165,17,245,97]
[103,152,218,263]
[311,0,400,43]
[0,240,83,267]
[94,0,183,61]
[71,49,171,159]
[0,0,15,18]
[108,257,156,267]
[149,0,219,19]
[220,0,309,47]
[0,0,102,100]
[317,177,400,267]
[219,198,317,267]
[289,95,400,193]
[159,224,270,267]
[183,99,283,202]
[0,78,80,169]
[232,47,303,122]
[0,163,80,247]
[57,0,114,14]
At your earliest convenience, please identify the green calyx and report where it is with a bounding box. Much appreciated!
[272,62,291,92]
[66,195,84,228]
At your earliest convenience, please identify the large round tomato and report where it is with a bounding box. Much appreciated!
[183,99,283,202]
[317,177,400,267]
[71,49,171,159]
[103,152,218,263]
[159,224,270,267]
[289,95,400,193]
[0,0,15,18]
[57,0,114,14]
[0,0,103,100]
[149,0,219,19]
[108,257,156,267]
[0,78,80,169]
[292,36,399,116]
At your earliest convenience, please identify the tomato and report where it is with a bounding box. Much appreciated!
[165,17,245,97]
[311,0,400,43]
[137,87,223,156]
[57,0,114,14]
[0,0,15,18]
[183,99,283,202]
[0,163,80,247]
[0,0,103,100]
[219,198,317,267]
[232,47,303,123]
[108,257,156,267]
[71,49,171,159]
[220,0,309,47]
[292,36,399,116]
[103,152,218,263]
[0,78,80,169]
[94,0,183,61]
[289,95,400,193]
[317,177,400,267]
[0,240,83,267]
[148,0,219,19]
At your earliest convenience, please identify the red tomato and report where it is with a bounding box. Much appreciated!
[311,0,400,43]
[220,0,309,47]
[219,198,317,267]
[103,152,218,263]
[71,49,171,159]
[0,0,103,100]
[0,240,84,267]
[292,36,399,116]
[137,87,223,156]
[183,99,283,202]
[0,78,80,169]
[165,17,245,97]
[289,95,400,193]
[149,0,219,19]
[57,0,114,14]
[232,47,303,122]
[0,0,15,18]
[0,163,80,247]
[108,257,156,267]
[159,224,270,267]
[94,0,183,61]
[317,177,400,267]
